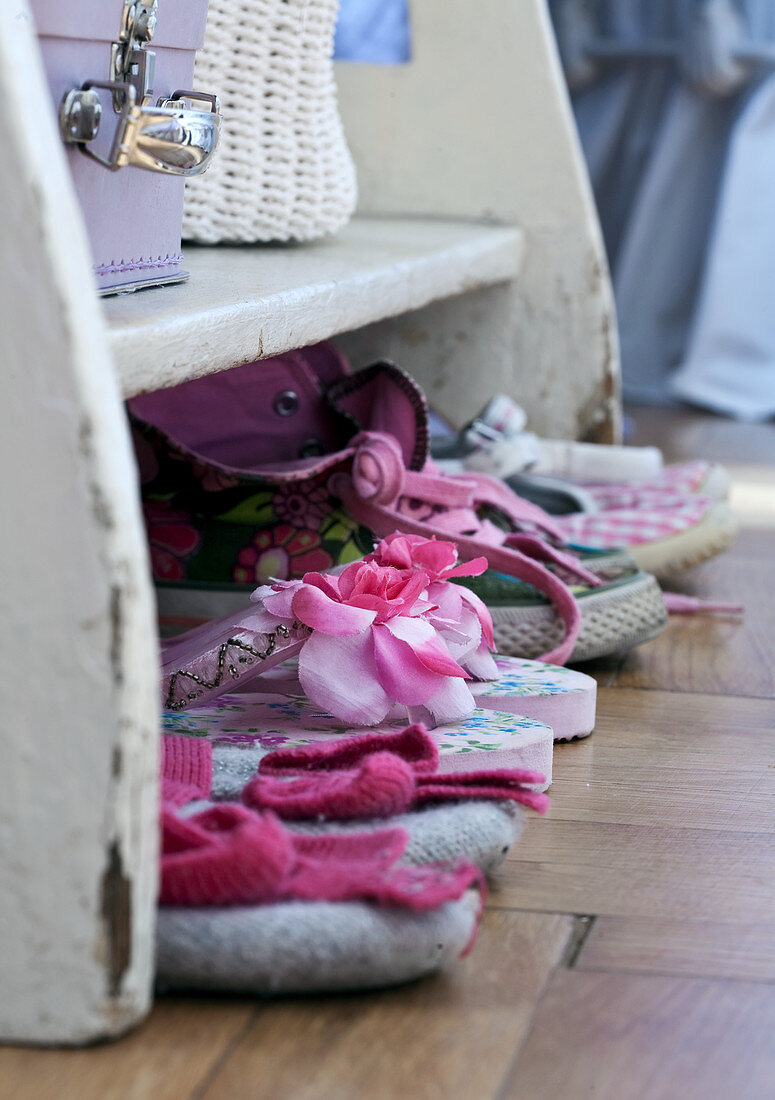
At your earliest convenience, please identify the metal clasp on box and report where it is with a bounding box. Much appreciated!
[111,0,159,107]
[59,84,221,176]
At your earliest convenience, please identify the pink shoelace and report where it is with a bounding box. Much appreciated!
[330,432,602,665]
[661,592,744,615]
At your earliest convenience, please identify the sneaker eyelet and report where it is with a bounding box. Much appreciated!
[299,437,323,457]
[273,390,299,416]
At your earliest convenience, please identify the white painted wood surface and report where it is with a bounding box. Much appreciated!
[107,218,523,397]
[0,1,159,1044]
[335,0,621,440]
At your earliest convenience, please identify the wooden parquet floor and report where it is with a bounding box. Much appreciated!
[3,407,774,1100]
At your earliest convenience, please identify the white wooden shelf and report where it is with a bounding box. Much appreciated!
[104,216,524,398]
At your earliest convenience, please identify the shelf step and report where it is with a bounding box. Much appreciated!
[105,216,524,398]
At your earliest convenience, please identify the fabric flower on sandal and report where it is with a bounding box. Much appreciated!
[246,554,476,726]
[365,533,498,680]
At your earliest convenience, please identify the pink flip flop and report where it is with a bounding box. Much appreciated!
[163,691,554,788]
[470,656,597,742]
[161,535,596,787]
[239,652,598,745]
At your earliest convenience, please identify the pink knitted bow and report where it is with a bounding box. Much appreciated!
[160,803,484,911]
[243,724,550,820]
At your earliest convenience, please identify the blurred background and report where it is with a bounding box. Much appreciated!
[335,0,775,423]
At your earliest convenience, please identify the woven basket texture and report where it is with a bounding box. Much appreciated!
[183,0,357,243]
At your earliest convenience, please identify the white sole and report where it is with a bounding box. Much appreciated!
[628,501,739,581]
[490,571,667,663]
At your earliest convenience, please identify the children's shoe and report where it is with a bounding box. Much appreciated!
[156,893,483,995]
[163,689,555,790]
[431,394,737,578]
[131,349,666,662]
[156,726,525,997]
[163,731,528,875]
[578,460,730,507]
[157,798,485,994]
[432,393,729,501]
[161,533,595,749]
[163,732,527,875]
[160,538,559,784]
[462,565,667,661]
[156,715,545,993]
[553,497,738,581]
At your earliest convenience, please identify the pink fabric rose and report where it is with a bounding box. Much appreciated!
[247,559,475,727]
[366,531,488,582]
[365,534,498,679]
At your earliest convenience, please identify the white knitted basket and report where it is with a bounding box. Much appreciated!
[183,0,357,243]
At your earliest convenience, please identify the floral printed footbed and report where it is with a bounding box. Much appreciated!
[162,693,554,790]
[470,656,597,742]
[177,651,596,745]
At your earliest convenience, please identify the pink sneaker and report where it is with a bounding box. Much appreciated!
[133,349,666,662]
[431,394,737,580]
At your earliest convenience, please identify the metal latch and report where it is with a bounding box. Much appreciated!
[110,0,159,105]
[60,85,221,176]
[57,0,221,177]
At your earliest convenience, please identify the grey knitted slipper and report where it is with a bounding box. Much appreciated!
[156,893,481,995]
[157,747,521,995]
[208,732,526,872]
[157,799,494,995]
[180,795,523,876]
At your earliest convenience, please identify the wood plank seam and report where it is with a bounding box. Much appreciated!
[570,962,775,987]
[188,1008,262,1100]
[491,957,568,1100]
[559,916,597,968]
[603,682,775,701]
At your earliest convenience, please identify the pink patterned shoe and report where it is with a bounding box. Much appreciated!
[557,460,736,579]
[431,394,736,580]
[578,460,730,506]
[552,495,738,581]
[160,536,598,793]
[131,350,624,666]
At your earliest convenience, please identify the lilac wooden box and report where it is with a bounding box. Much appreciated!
[31,0,217,294]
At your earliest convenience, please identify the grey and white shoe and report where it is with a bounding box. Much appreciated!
[461,566,667,662]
